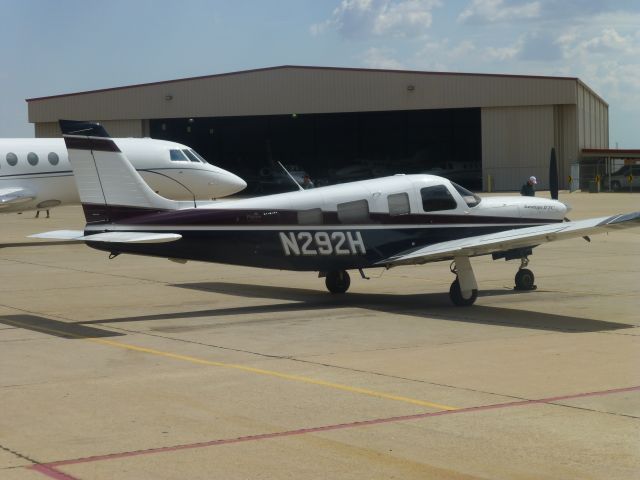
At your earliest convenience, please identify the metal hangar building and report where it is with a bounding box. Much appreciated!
[27,65,609,191]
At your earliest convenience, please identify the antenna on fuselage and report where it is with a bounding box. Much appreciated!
[277,161,304,191]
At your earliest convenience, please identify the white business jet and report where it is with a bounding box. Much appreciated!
[0,137,246,213]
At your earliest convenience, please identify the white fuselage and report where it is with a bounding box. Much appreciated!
[0,138,246,213]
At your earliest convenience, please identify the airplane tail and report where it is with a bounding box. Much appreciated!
[60,120,178,223]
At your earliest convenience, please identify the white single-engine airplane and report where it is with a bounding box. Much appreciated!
[34,121,640,306]
[0,137,246,214]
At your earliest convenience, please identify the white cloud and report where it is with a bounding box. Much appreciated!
[311,0,441,38]
[458,0,541,24]
[361,47,406,69]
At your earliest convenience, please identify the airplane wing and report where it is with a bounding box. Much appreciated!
[30,230,181,244]
[0,187,36,207]
[377,212,640,267]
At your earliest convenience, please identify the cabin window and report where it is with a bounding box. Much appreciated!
[27,152,39,166]
[48,152,59,166]
[6,152,18,166]
[182,149,201,163]
[451,182,481,208]
[337,199,370,224]
[169,149,188,161]
[421,185,457,212]
[387,192,410,216]
[297,208,323,225]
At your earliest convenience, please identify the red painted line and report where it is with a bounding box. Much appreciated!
[31,464,80,480]
[31,385,640,476]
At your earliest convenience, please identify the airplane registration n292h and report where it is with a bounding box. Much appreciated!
[34,120,640,307]
[0,137,246,214]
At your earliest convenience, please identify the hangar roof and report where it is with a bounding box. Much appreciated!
[27,65,606,123]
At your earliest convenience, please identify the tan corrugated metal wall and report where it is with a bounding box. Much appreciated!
[482,106,555,191]
[28,67,578,123]
[35,120,144,138]
[577,83,608,149]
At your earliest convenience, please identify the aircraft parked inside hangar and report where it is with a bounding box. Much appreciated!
[0,137,246,214]
[34,121,640,306]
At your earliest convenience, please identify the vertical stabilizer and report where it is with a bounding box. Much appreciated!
[60,120,177,223]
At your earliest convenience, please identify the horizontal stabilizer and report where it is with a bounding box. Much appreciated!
[378,211,640,267]
[31,230,181,244]
[30,230,85,240]
[79,232,181,243]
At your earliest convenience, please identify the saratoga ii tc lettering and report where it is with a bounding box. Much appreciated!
[279,231,366,256]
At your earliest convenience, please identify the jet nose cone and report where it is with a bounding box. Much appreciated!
[209,172,247,196]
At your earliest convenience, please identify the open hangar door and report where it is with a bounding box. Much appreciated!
[150,108,481,193]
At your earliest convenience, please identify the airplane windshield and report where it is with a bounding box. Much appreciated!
[190,149,209,164]
[451,182,481,207]
[182,149,201,163]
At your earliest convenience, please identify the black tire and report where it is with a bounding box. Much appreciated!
[449,278,477,306]
[515,268,536,290]
[325,270,350,294]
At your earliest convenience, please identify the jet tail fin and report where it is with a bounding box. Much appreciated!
[59,120,178,223]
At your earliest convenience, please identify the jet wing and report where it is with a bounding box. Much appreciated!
[0,187,36,207]
[377,212,640,267]
[30,230,181,244]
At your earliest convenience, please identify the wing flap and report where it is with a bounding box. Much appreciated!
[378,212,640,267]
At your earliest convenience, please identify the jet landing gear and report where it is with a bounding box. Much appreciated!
[324,270,351,294]
[514,257,536,291]
[449,257,478,307]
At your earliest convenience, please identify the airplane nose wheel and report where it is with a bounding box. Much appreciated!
[325,270,351,294]
[514,257,536,290]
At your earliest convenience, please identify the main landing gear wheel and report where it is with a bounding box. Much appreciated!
[449,278,478,307]
[325,270,350,294]
[514,268,536,291]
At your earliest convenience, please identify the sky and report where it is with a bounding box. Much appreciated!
[1,0,639,147]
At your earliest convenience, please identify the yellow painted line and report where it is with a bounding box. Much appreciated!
[91,338,458,411]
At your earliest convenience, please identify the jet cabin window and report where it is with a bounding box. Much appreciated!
[387,192,410,216]
[6,152,18,166]
[337,199,370,224]
[421,185,458,212]
[169,149,188,162]
[451,182,481,208]
[48,152,59,165]
[27,152,39,166]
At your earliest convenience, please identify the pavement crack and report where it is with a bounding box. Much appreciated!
[0,443,39,465]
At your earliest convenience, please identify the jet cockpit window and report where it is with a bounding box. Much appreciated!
[421,185,458,212]
[182,149,201,163]
[190,149,209,164]
[6,152,18,166]
[451,182,481,208]
[387,192,410,216]
[169,149,188,162]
